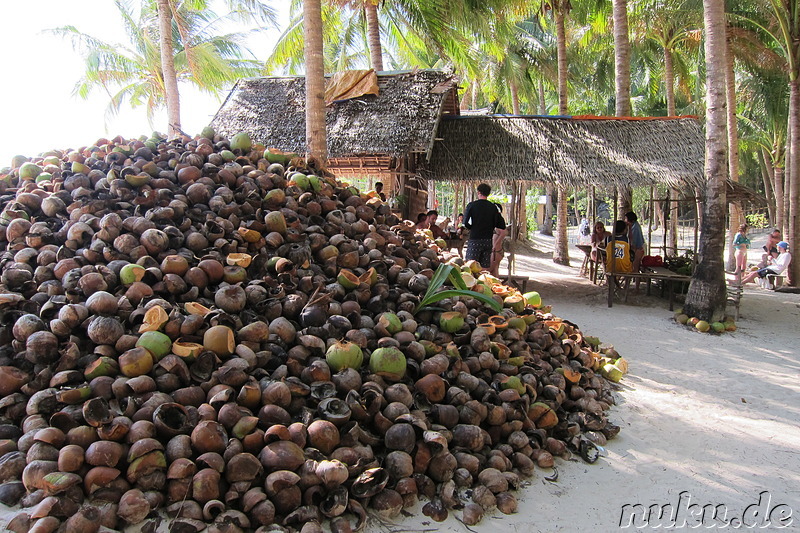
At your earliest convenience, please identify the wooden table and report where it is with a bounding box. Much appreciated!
[575,244,603,284]
[606,266,691,310]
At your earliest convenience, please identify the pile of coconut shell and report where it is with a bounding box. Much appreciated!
[0,132,622,533]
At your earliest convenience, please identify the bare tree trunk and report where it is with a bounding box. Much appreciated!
[538,78,546,115]
[761,147,776,225]
[725,29,743,272]
[510,80,521,115]
[788,78,799,285]
[304,0,327,162]
[664,47,676,116]
[553,5,569,264]
[365,0,383,71]
[157,0,181,138]
[783,166,790,236]
[683,0,728,322]
[472,79,479,109]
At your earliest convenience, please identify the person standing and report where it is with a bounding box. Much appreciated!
[625,211,645,273]
[731,223,750,277]
[463,183,506,269]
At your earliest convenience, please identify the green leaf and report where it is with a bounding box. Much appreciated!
[416,289,502,313]
[428,264,454,294]
[448,268,468,290]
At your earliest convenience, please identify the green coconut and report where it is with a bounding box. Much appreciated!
[120,264,146,286]
[18,162,41,180]
[307,175,321,192]
[501,375,526,395]
[136,331,172,361]
[201,126,215,140]
[35,173,52,183]
[675,314,689,325]
[439,311,465,333]
[220,150,236,162]
[368,347,406,381]
[711,322,725,333]
[377,312,403,335]
[230,132,252,152]
[71,161,89,175]
[522,291,542,308]
[337,269,360,290]
[724,321,737,332]
[601,363,624,383]
[695,320,710,332]
[125,173,151,187]
[264,211,287,235]
[325,340,364,372]
[292,173,310,191]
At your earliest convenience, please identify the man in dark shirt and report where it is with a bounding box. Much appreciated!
[463,183,506,268]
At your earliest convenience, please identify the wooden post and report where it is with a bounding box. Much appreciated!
[509,181,517,276]
[647,186,654,256]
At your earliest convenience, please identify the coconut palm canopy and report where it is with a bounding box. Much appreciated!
[428,115,706,189]
[209,69,459,158]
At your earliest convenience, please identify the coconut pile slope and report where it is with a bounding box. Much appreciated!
[0,131,625,533]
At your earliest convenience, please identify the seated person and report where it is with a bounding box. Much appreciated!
[590,221,612,262]
[414,213,429,230]
[366,182,386,202]
[741,241,791,286]
[448,213,465,238]
[757,228,781,268]
[605,220,632,273]
[426,210,448,239]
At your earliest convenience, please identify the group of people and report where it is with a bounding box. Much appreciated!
[415,183,508,275]
[589,212,646,276]
[731,225,791,287]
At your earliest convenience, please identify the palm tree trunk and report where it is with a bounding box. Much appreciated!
[774,165,785,231]
[683,0,728,322]
[365,0,383,71]
[665,47,678,256]
[555,7,568,116]
[538,78,546,115]
[553,4,569,264]
[669,188,678,255]
[788,78,800,285]
[157,0,181,138]
[304,0,327,162]
[613,0,631,117]
[760,148,776,225]
[664,47,676,116]
[725,28,743,272]
[510,80,520,115]
[553,185,570,265]
[613,0,633,216]
[541,184,554,236]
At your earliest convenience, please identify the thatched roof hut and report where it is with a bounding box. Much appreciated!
[428,115,706,189]
[210,69,459,170]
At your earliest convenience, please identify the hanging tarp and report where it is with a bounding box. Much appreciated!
[324,70,380,105]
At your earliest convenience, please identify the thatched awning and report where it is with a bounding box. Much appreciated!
[209,70,458,158]
[428,116,705,188]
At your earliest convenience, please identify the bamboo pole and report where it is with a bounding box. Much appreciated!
[647,186,654,256]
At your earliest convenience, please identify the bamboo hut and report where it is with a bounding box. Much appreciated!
[209,69,460,218]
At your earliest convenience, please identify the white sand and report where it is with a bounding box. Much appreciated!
[3,232,799,532]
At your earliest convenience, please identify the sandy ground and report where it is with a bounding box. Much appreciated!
[391,231,800,532]
[2,231,799,532]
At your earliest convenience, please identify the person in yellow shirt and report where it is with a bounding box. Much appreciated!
[606,220,632,273]
[366,182,386,201]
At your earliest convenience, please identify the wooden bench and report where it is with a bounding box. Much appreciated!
[606,266,691,310]
[765,273,785,290]
[499,274,533,293]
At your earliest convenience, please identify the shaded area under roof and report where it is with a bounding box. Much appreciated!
[428,116,706,188]
[209,70,458,159]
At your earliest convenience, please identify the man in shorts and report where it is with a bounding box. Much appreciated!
[463,183,506,269]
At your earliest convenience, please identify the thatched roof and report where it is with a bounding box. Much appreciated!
[428,116,705,188]
[209,70,458,158]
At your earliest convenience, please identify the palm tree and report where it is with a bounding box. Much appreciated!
[613,0,634,215]
[158,0,182,137]
[51,0,265,134]
[683,0,729,322]
[305,0,328,160]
